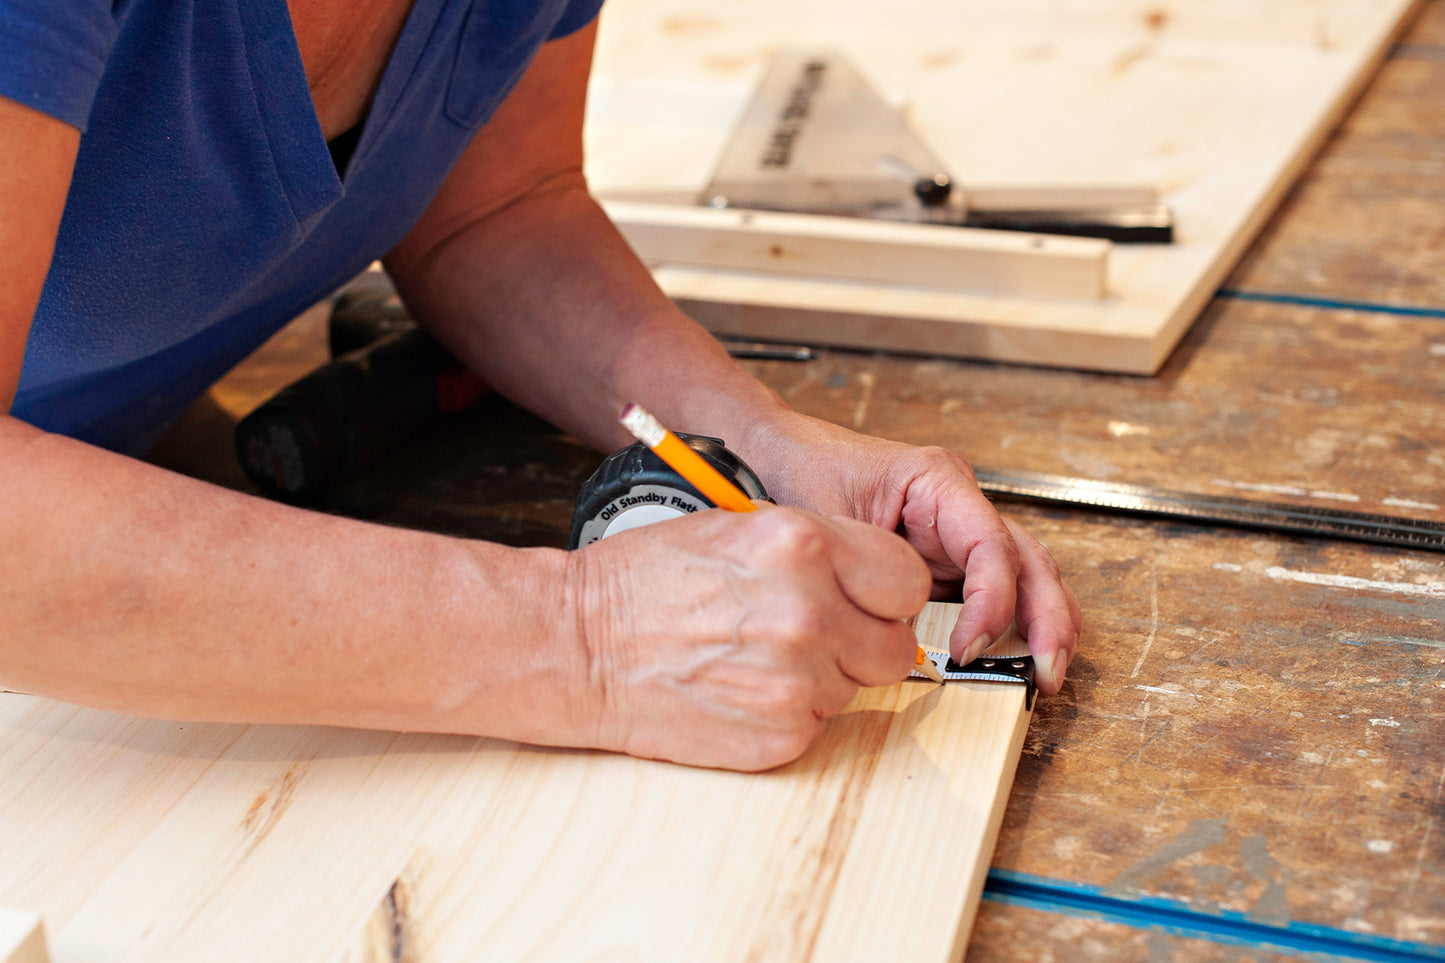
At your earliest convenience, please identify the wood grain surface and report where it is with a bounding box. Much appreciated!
[0,910,47,963]
[130,3,1445,959]
[335,610,1031,962]
[0,607,1031,962]
[601,201,1112,300]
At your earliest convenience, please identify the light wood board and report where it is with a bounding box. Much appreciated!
[0,910,47,963]
[602,201,1112,300]
[0,603,1031,962]
[583,0,1421,373]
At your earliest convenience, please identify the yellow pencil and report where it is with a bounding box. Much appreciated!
[617,403,757,513]
[617,402,944,684]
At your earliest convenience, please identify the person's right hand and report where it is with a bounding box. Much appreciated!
[563,503,933,771]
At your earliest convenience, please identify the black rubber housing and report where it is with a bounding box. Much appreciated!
[567,434,771,549]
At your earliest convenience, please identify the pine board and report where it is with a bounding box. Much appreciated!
[0,603,1031,962]
[0,910,47,963]
[602,201,1112,300]
[583,0,1421,373]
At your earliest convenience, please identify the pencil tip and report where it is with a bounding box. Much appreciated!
[915,649,945,684]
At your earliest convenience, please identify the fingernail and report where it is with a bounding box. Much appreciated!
[1051,649,1071,686]
[960,633,992,663]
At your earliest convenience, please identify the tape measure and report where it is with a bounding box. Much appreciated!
[569,435,1041,700]
[913,648,1038,708]
[567,433,771,549]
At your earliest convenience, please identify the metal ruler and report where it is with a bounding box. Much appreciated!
[910,649,1037,709]
[703,49,1172,242]
[975,467,1445,553]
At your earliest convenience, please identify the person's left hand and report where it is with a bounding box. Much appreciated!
[737,412,1082,695]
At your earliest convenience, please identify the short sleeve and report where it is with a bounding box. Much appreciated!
[0,0,119,130]
[548,0,605,40]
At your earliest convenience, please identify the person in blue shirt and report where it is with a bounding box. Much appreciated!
[0,0,1080,770]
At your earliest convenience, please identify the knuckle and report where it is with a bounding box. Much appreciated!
[998,533,1024,569]
[757,509,829,561]
[761,594,830,644]
[914,444,974,479]
[1034,549,1063,581]
[1067,609,1084,645]
[758,670,814,711]
[785,604,830,644]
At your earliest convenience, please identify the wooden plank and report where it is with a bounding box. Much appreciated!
[583,0,1422,373]
[0,603,1031,961]
[603,200,1110,299]
[0,707,471,962]
[0,910,47,963]
[339,604,1032,963]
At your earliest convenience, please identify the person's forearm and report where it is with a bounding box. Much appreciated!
[0,416,596,745]
[384,177,792,459]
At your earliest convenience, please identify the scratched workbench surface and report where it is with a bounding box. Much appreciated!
[146,5,1445,960]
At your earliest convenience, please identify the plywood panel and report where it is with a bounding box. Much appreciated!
[0,603,1031,962]
[583,0,1421,372]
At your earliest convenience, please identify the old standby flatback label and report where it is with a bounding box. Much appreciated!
[574,484,711,546]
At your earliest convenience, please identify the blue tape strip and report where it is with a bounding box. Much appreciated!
[1217,288,1445,321]
[1003,37,1444,956]
[984,869,1445,962]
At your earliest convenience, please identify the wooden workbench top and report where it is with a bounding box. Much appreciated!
[135,6,1445,959]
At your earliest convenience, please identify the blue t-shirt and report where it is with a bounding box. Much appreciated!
[0,0,604,453]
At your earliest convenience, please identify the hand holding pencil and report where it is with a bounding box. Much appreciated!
[569,409,935,768]
[618,402,944,684]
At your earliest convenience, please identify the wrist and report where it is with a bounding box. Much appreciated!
[553,538,638,755]
[727,408,850,510]
[424,542,605,750]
